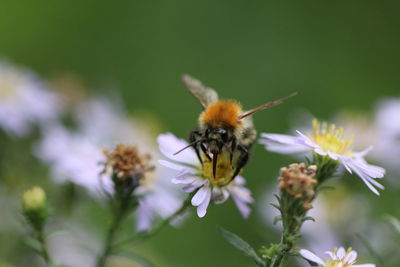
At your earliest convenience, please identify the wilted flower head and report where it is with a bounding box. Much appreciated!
[103,144,154,180]
[0,61,63,136]
[158,133,253,218]
[260,119,385,195]
[300,247,375,267]
[278,163,317,200]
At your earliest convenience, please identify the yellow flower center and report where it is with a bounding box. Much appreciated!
[308,119,353,156]
[198,150,235,186]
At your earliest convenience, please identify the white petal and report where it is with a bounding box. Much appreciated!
[340,157,384,195]
[196,188,212,218]
[352,264,375,267]
[299,249,324,265]
[259,133,309,154]
[192,186,210,206]
[296,130,320,149]
[337,247,346,259]
[157,133,198,165]
[172,176,198,185]
[354,146,374,158]
[344,250,357,264]
[158,159,185,171]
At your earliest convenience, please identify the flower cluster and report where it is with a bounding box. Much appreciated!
[278,163,317,200]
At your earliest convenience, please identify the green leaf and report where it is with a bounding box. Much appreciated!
[217,226,265,267]
[302,216,315,223]
[269,202,281,211]
[355,233,384,267]
[24,236,42,253]
[386,215,400,235]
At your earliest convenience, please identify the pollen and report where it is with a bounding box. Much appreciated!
[309,119,354,156]
[200,100,242,128]
[198,150,235,186]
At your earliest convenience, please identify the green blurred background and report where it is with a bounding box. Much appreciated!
[1,1,400,266]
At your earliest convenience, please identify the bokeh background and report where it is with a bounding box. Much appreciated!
[1,1,399,266]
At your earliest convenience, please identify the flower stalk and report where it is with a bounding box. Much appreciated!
[264,159,339,267]
[21,186,54,265]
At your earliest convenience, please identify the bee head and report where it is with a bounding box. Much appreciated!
[205,127,231,154]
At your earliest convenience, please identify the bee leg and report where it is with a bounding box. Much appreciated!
[231,145,249,180]
[230,138,237,165]
[189,130,203,165]
[200,142,212,161]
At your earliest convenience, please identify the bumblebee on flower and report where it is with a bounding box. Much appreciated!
[158,133,253,218]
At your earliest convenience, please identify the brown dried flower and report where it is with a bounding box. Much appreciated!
[103,144,154,179]
[278,163,317,200]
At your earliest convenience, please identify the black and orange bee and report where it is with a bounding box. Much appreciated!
[175,74,296,181]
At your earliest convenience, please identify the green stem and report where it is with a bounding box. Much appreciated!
[112,194,192,250]
[96,202,129,267]
[37,228,52,265]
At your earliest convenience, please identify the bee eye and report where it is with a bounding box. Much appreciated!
[205,128,211,136]
[220,130,228,142]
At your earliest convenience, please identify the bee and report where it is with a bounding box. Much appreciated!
[174,74,297,181]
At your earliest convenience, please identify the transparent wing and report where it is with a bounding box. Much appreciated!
[238,92,297,119]
[182,74,219,109]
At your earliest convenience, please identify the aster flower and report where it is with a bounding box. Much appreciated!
[0,61,63,136]
[157,133,253,218]
[300,247,375,267]
[260,119,385,195]
[35,97,183,231]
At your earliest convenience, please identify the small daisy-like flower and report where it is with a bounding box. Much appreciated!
[157,133,253,218]
[260,119,385,195]
[35,97,183,231]
[0,61,63,136]
[300,247,375,267]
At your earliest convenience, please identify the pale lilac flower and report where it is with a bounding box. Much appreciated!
[372,98,400,173]
[0,61,63,136]
[157,133,253,218]
[35,97,183,231]
[260,119,385,195]
[300,247,375,267]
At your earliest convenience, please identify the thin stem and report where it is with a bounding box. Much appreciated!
[37,228,52,265]
[112,194,192,250]
[96,202,129,267]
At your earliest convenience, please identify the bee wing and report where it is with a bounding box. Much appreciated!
[182,74,219,109]
[238,92,297,120]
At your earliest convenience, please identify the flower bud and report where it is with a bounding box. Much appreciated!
[22,186,47,231]
[278,163,317,200]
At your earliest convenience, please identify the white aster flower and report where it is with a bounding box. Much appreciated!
[300,247,375,267]
[157,133,253,218]
[35,97,183,231]
[259,119,385,195]
[0,61,63,136]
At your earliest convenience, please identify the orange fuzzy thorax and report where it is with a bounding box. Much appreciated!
[199,100,242,128]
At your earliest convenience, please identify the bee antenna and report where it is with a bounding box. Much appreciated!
[238,92,298,120]
[173,139,203,156]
